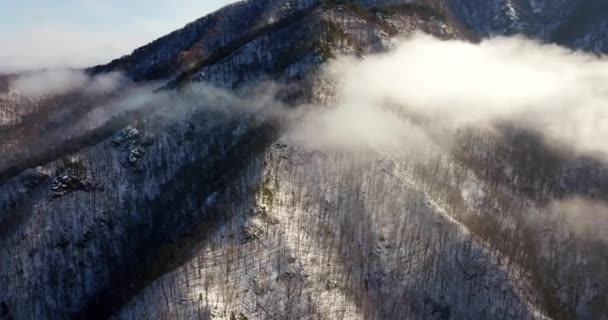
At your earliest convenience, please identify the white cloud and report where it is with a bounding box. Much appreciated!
[10,31,608,164]
[291,33,608,158]
[546,197,608,242]
[11,69,129,97]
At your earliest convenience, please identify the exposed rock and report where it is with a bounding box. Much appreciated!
[112,125,151,167]
[19,168,49,188]
[50,158,97,198]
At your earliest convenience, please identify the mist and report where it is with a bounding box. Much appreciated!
[292,33,608,158]
[546,197,608,242]
[10,70,129,98]
[9,33,608,163]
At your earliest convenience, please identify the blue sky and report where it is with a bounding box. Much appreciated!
[0,0,237,72]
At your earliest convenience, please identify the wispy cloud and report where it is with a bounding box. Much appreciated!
[291,34,608,158]
[546,197,608,242]
[11,69,129,97]
[11,32,608,165]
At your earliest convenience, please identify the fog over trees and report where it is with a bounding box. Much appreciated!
[0,1,607,320]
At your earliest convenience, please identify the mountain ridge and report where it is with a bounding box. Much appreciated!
[1,1,607,319]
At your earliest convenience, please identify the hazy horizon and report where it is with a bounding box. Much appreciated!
[0,0,238,73]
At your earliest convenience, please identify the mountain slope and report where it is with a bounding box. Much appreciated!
[448,0,608,52]
[0,1,607,320]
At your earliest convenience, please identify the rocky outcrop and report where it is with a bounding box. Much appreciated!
[19,168,49,189]
[111,125,154,169]
[50,158,100,198]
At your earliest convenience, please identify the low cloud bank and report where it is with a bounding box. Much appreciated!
[9,33,608,161]
[10,70,129,98]
[293,33,608,157]
[546,197,608,242]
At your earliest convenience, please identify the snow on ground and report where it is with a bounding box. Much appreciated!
[114,142,548,319]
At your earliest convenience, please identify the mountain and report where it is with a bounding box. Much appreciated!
[90,0,608,84]
[1,1,607,320]
[448,0,608,51]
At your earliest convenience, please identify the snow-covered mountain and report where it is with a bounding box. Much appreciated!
[1,1,607,320]
[447,0,608,52]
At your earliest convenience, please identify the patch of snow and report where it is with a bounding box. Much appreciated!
[461,178,486,208]
[529,0,543,14]
[205,192,219,207]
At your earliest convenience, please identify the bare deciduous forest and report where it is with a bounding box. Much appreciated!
[1,1,607,319]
